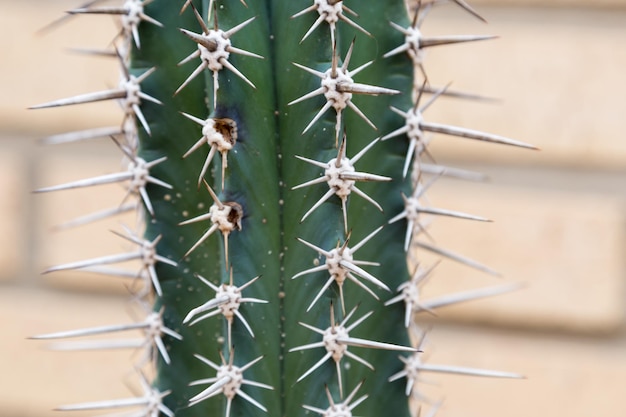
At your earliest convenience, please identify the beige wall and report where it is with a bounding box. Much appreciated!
[2,1,625,416]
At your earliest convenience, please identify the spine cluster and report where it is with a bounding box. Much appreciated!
[31,1,533,417]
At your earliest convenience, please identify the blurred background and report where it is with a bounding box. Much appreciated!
[1,0,625,416]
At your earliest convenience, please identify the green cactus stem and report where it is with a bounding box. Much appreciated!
[30,1,532,417]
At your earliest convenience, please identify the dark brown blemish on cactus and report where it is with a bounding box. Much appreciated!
[214,104,247,143]
[223,201,243,231]
[213,117,237,148]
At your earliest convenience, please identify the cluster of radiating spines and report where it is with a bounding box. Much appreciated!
[37,140,171,217]
[293,136,391,234]
[174,3,273,416]
[290,303,418,398]
[179,180,243,265]
[176,2,262,107]
[286,6,400,277]
[184,270,268,344]
[293,226,388,314]
[290,39,400,147]
[31,2,176,415]
[181,114,237,190]
[188,348,272,417]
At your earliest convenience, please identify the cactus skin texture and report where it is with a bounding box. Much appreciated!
[32,1,533,417]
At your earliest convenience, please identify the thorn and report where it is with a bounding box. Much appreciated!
[415,240,500,276]
[451,0,488,23]
[420,121,538,150]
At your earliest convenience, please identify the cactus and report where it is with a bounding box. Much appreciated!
[31,1,534,417]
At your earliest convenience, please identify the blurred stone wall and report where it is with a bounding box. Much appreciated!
[1,1,624,416]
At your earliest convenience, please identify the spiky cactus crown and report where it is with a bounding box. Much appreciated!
[31,1,533,417]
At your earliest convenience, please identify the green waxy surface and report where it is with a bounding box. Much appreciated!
[135,1,414,416]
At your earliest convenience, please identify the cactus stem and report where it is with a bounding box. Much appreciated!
[31,1,529,415]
